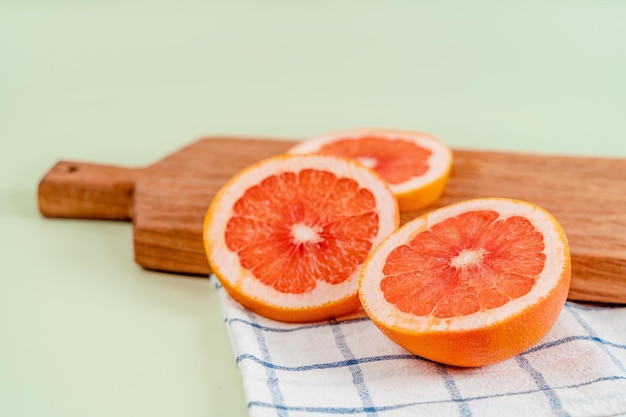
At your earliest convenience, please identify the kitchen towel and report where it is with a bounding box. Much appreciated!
[213,278,626,417]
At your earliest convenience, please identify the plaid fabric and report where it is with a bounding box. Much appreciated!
[213,278,626,417]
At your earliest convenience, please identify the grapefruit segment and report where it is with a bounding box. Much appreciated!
[204,153,399,323]
[358,198,571,367]
[288,128,453,212]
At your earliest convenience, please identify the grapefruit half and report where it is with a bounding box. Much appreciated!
[359,198,571,367]
[204,153,399,323]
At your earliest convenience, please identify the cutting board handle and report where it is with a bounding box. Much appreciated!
[38,161,146,220]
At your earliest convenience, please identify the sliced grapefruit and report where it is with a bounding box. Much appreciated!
[358,198,571,367]
[287,128,453,212]
[203,153,399,323]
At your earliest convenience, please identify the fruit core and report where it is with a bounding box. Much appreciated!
[450,248,488,269]
[291,223,323,244]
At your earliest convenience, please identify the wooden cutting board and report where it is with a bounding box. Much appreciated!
[38,136,626,304]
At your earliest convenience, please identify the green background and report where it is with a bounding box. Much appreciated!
[1,1,625,416]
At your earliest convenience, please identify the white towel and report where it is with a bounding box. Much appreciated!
[213,278,626,417]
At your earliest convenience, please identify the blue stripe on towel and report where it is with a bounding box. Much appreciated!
[525,334,626,354]
[236,353,421,371]
[246,310,287,417]
[436,364,472,417]
[330,320,378,417]
[516,355,569,417]
[227,315,371,332]
[567,305,626,375]
[230,315,626,357]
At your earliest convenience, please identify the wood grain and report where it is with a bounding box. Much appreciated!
[38,136,626,304]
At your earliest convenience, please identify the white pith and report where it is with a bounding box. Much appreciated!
[287,128,452,193]
[359,198,568,332]
[204,154,399,309]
